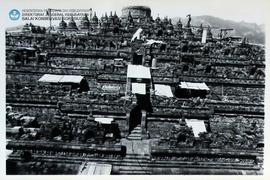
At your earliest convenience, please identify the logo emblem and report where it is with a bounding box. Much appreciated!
[9,9,20,20]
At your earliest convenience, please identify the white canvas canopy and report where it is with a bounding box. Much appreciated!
[6,126,22,134]
[94,118,113,124]
[127,65,151,79]
[185,119,207,137]
[179,82,209,91]
[78,162,112,175]
[6,149,13,159]
[38,74,84,84]
[114,58,123,61]
[154,84,173,97]
[144,39,166,45]
[20,116,36,121]
[102,85,121,92]
[59,75,84,83]
[38,74,61,83]
[132,83,146,95]
[131,28,143,42]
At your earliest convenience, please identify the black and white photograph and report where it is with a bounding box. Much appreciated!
[1,0,269,176]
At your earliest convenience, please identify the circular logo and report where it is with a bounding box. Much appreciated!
[9,9,20,20]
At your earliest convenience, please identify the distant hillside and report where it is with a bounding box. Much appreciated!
[172,15,265,44]
[6,25,25,32]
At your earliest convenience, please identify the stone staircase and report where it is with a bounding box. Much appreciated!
[118,154,151,174]
[256,147,264,174]
[118,135,152,175]
[127,125,142,140]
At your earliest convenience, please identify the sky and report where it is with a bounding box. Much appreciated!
[1,0,269,28]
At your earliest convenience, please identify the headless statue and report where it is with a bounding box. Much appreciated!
[186,14,191,28]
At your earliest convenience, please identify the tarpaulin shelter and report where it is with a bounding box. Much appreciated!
[132,83,146,95]
[154,84,173,97]
[144,39,166,46]
[126,65,152,112]
[38,74,89,92]
[127,65,151,79]
[175,82,209,98]
[185,119,207,138]
[131,28,143,42]
[77,162,112,175]
[179,82,209,90]
[94,118,113,124]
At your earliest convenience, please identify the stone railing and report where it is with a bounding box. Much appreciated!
[150,147,259,167]
[206,101,264,115]
[151,106,212,119]
[7,140,126,158]
[6,92,65,105]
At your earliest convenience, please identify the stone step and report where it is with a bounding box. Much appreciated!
[119,165,150,171]
[120,160,149,165]
[127,136,142,140]
[133,126,141,130]
[122,156,150,162]
[132,125,141,129]
[125,156,150,159]
[130,128,142,132]
[128,135,141,138]
[119,169,151,175]
[129,134,141,137]
[119,170,151,175]
[53,115,62,119]
[130,129,142,134]
[127,129,142,140]
[118,161,149,167]
[129,132,141,136]
[119,171,151,175]
[9,155,260,174]
[125,154,150,158]
[129,135,141,138]
[119,160,149,165]
[129,130,141,133]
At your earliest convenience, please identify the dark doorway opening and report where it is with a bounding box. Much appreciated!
[129,106,142,133]
[175,88,208,98]
[136,94,152,112]
[132,52,143,65]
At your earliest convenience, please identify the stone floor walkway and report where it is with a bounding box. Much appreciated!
[121,138,151,155]
[118,138,151,174]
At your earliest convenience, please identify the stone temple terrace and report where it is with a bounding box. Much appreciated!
[6,5,264,175]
